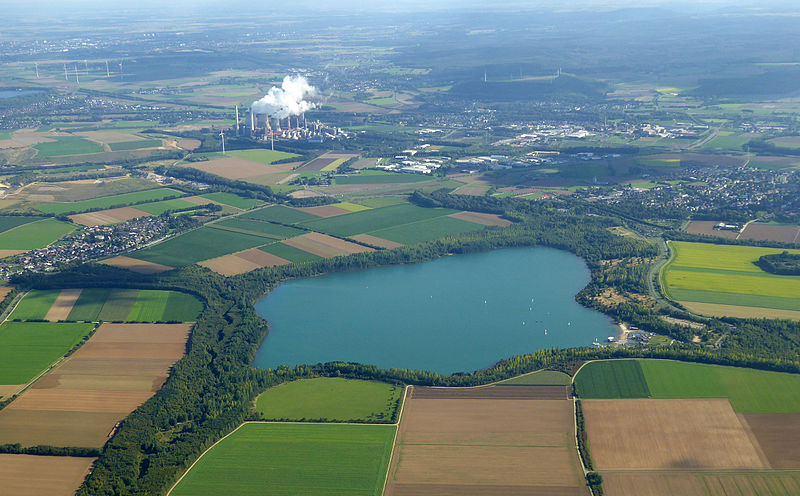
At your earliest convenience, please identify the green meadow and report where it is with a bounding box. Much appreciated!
[170,423,395,496]
[255,378,402,422]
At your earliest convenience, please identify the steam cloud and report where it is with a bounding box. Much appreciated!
[250,75,316,118]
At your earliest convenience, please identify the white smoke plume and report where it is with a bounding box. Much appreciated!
[250,75,316,118]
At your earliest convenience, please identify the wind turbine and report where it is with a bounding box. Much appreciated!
[219,131,226,155]
[34,62,39,79]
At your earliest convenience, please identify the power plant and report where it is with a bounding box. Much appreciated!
[235,107,346,146]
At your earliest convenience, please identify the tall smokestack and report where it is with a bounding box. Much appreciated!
[34,63,39,79]
[105,60,110,78]
[74,65,80,84]
[250,111,255,134]
[64,64,68,81]
[235,106,240,137]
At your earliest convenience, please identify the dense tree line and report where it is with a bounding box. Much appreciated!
[665,230,800,250]
[756,252,800,275]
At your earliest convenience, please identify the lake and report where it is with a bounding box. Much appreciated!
[253,247,618,374]
[0,89,42,99]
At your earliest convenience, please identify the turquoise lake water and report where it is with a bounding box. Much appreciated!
[253,247,618,374]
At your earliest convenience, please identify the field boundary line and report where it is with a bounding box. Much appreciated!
[0,321,100,404]
[382,385,408,496]
[166,422,248,496]
[0,289,28,324]
[166,416,400,496]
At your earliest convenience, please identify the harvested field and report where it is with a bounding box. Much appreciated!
[0,454,95,496]
[582,399,769,470]
[0,286,13,301]
[282,232,373,258]
[742,414,800,469]
[389,445,585,489]
[175,138,202,151]
[0,323,190,447]
[449,211,512,227]
[182,157,293,180]
[741,223,800,244]
[199,248,290,276]
[298,157,337,171]
[99,256,173,274]
[89,322,192,344]
[69,206,151,226]
[410,385,569,400]
[389,484,585,496]
[679,301,800,320]
[288,189,322,198]
[71,342,187,360]
[6,389,154,413]
[0,249,24,258]
[296,205,351,217]
[44,288,82,321]
[351,234,404,249]
[453,184,490,196]
[386,388,585,496]
[602,472,800,496]
[0,384,21,400]
[0,410,122,447]
[685,220,740,239]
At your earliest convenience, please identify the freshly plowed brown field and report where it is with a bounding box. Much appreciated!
[351,234,405,249]
[44,288,82,321]
[583,399,769,470]
[385,387,586,496]
[283,232,373,258]
[70,207,151,226]
[0,454,95,496]
[448,211,512,227]
[0,323,191,448]
[235,247,289,267]
[602,472,800,496]
[742,413,800,469]
[410,385,569,400]
[297,205,351,217]
[0,249,25,258]
[100,255,173,273]
[740,223,800,244]
[685,220,739,239]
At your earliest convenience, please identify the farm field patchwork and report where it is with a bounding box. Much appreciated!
[198,192,263,209]
[298,203,460,237]
[582,398,769,471]
[129,227,270,267]
[575,359,800,413]
[62,288,202,322]
[601,471,800,496]
[33,136,104,157]
[180,156,297,181]
[133,198,198,215]
[32,188,183,215]
[241,204,319,224]
[209,218,306,239]
[663,241,800,315]
[199,248,291,276]
[258,242,322,263]
[385,385,585,495]
[0,323,192,448]
[226,148,299,165]
[255,378,402,422]
[69,206,152,226]
[367,215,485,245]
[170,423,396,496]
[0,215,44,233]
[281,232,373,258]
[0,218,75,250]
[0,321,95,392]
[16,177,160,202]
[107,139,162,151]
